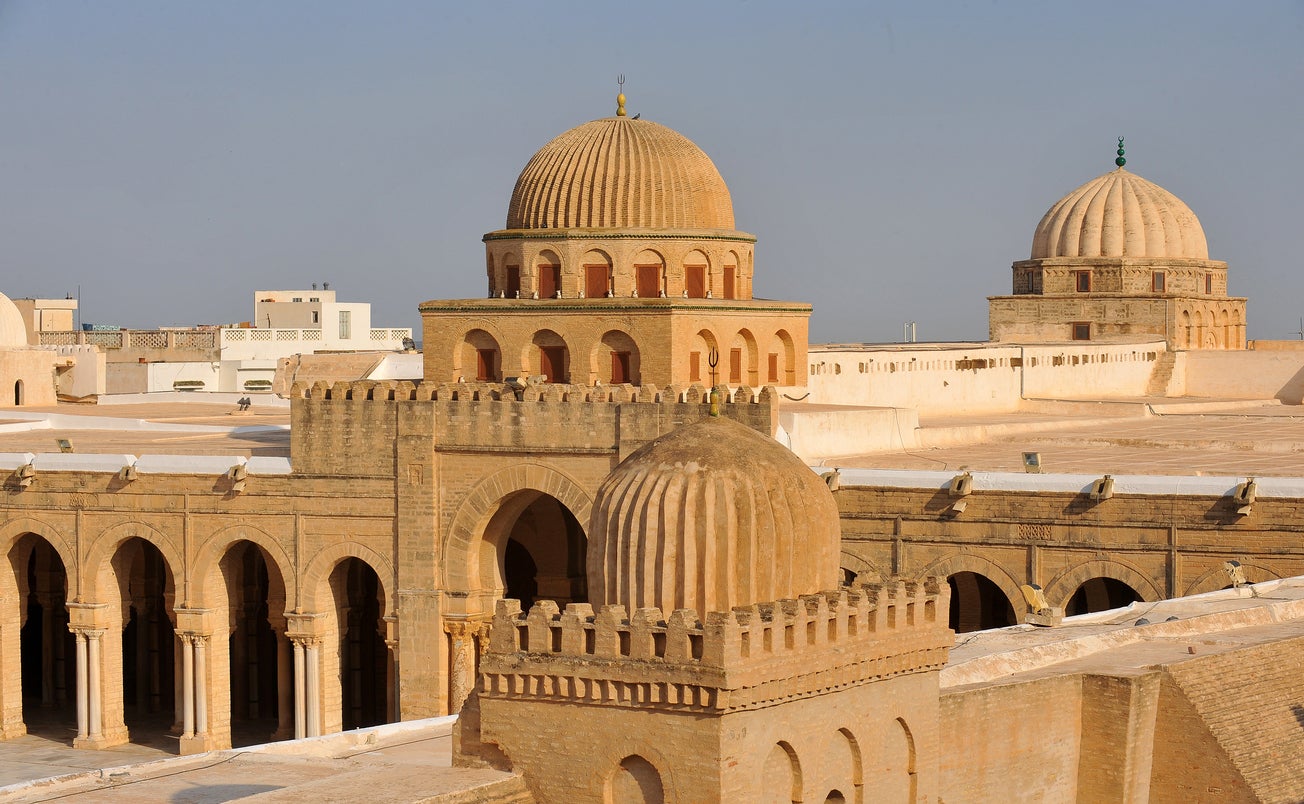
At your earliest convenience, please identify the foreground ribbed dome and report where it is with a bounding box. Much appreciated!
[0,293,30,349]
[1031,168,1208,260]
[506,117,735,231]
[588,416,840,619]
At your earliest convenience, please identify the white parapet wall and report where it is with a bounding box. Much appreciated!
[807,340,1167,415]
[1182,348,1304,403]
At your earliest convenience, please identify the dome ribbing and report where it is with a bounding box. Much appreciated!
[1031,168,1209,260]
[587,416,840,620]
[506,117,735,231]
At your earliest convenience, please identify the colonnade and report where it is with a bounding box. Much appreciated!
[54,608,389,750]
[4,536,397,756]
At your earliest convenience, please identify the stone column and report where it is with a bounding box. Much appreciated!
[194,636,208,737]
[178,631,217,754]
[74,630,88,740]
[445,620,477,715]
[68,603,122,750]
[181,635,195,739]
[86,630,102,741]
[174,609,218,755]
[286,613,325,739]
[304,639,321,738]
[292,639,306,739]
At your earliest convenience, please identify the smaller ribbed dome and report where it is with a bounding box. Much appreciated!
[506,117,735,231]
[588,416,841,619]
[1032,168,1209,260]
[0,293,31,349]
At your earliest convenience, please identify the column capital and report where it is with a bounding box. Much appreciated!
[285,610,327,641]
[444,618,479,640]
[66,602,110,630]
[68,625,105,640]
[174,607,213,634]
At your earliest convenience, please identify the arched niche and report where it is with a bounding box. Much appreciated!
[606,754,665,804]
[592,330,640,385]
[528,329,570,383]
[690,329,721,385]
[458,328,503,382]
[582,249,614,299]
[632,249,665,298]
[729,329,759,386]
[535,249,562,299]
[682,249,710,298]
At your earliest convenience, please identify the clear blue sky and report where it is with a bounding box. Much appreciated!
[2,1,1302,343]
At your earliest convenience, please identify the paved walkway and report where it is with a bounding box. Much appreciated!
[0,720,526,803]
[838,401,1304,477]
[0,726,169,790]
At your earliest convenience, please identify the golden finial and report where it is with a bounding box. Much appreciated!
[616,74,626,117]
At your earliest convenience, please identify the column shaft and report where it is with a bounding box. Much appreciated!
[86,633,102,739]
[305,643,320,738]
[181,636,195,738]
[194,637,208,736]
[292,641,305,739]
[74,632,88,739]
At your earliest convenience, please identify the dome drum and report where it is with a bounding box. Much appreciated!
[484,234,755,301]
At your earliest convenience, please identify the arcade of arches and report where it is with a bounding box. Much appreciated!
[0,468,599,755]
[0,526,400,753]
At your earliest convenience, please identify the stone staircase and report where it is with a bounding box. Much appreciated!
[1145,351,1178,397]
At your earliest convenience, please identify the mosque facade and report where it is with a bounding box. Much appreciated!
[4,96,1304,802]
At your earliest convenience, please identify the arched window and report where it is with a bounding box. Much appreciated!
[531,330,569,383]
[683,250,710,298]
[582,250,613,298]
[536,249,562,299]
[594,330,639,385]
[633,249,665,298]
[459,330,502,382]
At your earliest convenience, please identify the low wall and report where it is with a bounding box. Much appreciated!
[779,405,920,460]
[806,341,1166,416]
[1182,350,1304,402]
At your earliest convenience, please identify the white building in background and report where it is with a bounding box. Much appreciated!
[36,288,413,396]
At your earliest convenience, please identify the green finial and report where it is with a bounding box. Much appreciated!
[1115,137,1126,168]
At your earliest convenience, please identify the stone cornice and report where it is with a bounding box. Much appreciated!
[417,298,811,314]
[1012,257,1229,270]
[483,228,757,244]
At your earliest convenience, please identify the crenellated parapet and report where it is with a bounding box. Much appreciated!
[477,579,953,714]
[288,379,774,407]
[289,381,779,476]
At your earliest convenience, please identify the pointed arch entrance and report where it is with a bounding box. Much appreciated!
[107,537,178,748]
[443,465,593,712]
[214,540,291,746]
[6,533,75,740]
[326,557,392,733]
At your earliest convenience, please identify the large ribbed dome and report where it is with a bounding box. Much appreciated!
[506,117,735,231]
[588,416,840,619]
[1031,168,1209,260]
[0,293,31,349]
